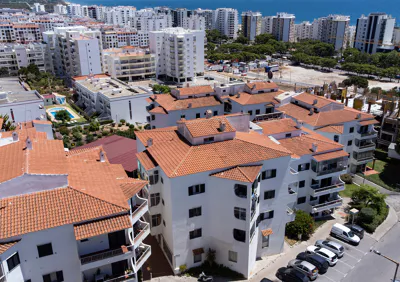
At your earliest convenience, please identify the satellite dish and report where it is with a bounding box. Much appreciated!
[268,71,273,79]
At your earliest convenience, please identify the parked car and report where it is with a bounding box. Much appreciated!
[315,240,344,258]
[306,246,338,266]
[296,252,329,274]
[345,223,365,239]
[275,267,310,282]
[331,223,360,245]
[204,76,215,80]
[288,259,318,281]
[241,73,247,76]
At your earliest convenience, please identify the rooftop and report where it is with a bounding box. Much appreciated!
[257,118,299,135]
[179,116,236,138]
[293,92,342,108]
[149,93,222,112]
[0,77,42,105]
[227,90,284,106]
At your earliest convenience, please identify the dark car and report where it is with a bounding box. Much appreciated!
[296,252,329,274]
[275,267,310,282]
[345,224,365,239]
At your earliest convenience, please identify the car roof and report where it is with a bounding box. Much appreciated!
[318,247,335,257]
[334,223,351,232]
[348,224,364,231]
[324,240,343,249]
[297,252,325,264]
[300,260,317,270]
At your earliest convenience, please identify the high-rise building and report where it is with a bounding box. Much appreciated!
[295,21,312,41]
[172,8,189,27]
[193,9,214,30]
[241,11,262,41]
[269,13,296,42]
[33,3,45,13]
[393,26,400,45]
[213,8,239,39]
[354,13,396,54]
[149,27,205,83]
[104,6,137,26]
[261,16,275,34]
[130,8,172,32]
[319,15,350,51]
[184,14,206,31]
[54,4,67,14]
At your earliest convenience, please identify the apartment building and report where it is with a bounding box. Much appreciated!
[184,15,206,31]
[33,3,45,13]
[278,92,378,173]
[105,6,137,26]
[0,125,151,282]
[377,107,400,148]
[354,13,396,54]
[31,19,66,32]
[272,13,296,42]
[54,4,67,15]
[193,9,213,30]
[130,8,172,32]
[0,43,49,74]
[73,74,153,124]
[241,11,262,41]
[43,26,103,79]
[261,16,275,35]
[0,23,42,43]
[135,113,348,278]
[67,4,83,17]
[393,27,400,45]
[103,47,156,81]
[102,29,149,48]
[213,8,239,39]
[316,15,350,51]
[88,5,107,21]
[295,21,312,41]
[172,8,189,27]
[149,27,205,83]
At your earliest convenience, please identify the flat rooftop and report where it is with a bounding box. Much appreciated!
[0,77,42,105]
[0,77,26,92]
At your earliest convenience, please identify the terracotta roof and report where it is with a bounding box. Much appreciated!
[71,135,138,172]
[313,150,349,162]
[235,131,293,155]
[118,178,148,200]
[149,106,168,114]
[261,228,273,237]
[180,116,236,138]
[72,74,110,81]
[246,81,278,91]
[32,119,52,125]
[359,119,379,126]
[210,165,263,183]
[136,127,179,146]
[177,85,214,96]
[316,125,344,134]
[0,240,19,254]
[150,94,222,112]
[0,118,3,129]
[228,90,284,106]
[257,118,299,135]
[136,151,157,170]
[293,92,341,108]
[192,248,204,255]
[74,214,132,240]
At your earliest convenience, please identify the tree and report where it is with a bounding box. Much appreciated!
[254,33,276,45]
[351,185,386,212]
[72,131,82,141]
[234,35,249,45]
[55,109,71,123]
[88,120,100,132]
[0,67,9,77]
[285,210,315,239]
[86,134,94,143]
[27,64,40,77]
[152,84,170,94]
[59,126,70,135]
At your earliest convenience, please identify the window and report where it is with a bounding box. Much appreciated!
[161,177,164,184]
[260,210,274,220]
[6,252,20,272]
[310,195,318,201]
[43,271,64,282]
[213,111,218,116]
[203,137,214,143]
[264,190,275,200]
[189,228,202,239]
[163,220,166,226]
[151,214,162,227]
[162,199,165,205]
[194,253,202,263]
[298,163,310,172]
[334,135,339,142]
[233,229,246,242]
[348,140,353,146]
[349,127,354,133]
[80,239,88,242]
[262,169,276,180]
[229,250,237,262]
[299,180,305,188]
[262,235,270,248]
[256,109,260,115]
[189,207,202,218]
[180,114,185,119]
[196,113,200,118]
[37,243,53,258]
[248,110,253,116]
[285,133,292,138]
[234,207,246,220]
[149,170,159,185]
[297,197,306,205]
[150,193,160,207]
[234,184,247,198]
[188,184,205,196]
[151,114,155,121]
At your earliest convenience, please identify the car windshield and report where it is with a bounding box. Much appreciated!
[348,231,355,237]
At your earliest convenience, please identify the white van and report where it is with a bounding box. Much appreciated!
[330,223,360,245]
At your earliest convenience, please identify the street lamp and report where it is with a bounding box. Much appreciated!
[370,248,400,282]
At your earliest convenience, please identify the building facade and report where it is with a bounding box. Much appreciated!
[213,8,239,39]
[241,11,262,41]
[271,13,296,42]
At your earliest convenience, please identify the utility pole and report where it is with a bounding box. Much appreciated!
[370,248,400,282]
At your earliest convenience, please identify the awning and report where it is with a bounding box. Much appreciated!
[313,150,349,162]
[359,119,379,126]
[261,228,273,237]
[192,248,204,255]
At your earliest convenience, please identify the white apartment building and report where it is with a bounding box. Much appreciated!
[354,13,396,54]
[73,74,153,124]
[135,113,348,278]
[0,23,42,43]
[392,26,400,45]
[105,6,137,26]
[54,4,67,15]
[149,27,205,83]
[43,26,103,80]
[102,29,149,48]
[173,8,188,27]
[295,21,312,41]
[88,5,107,21]
[130,8,172,32]
[278,92,378,173]
[0,126,151,282]
[67,4,83,17]
[319,15,350,51]
[103,47,156,82]
[241,11,262,41]
[32,19,67,32]
[193,9,213,30]
[261,16,275,34]
[213,8,239,39]
[184,15,206,31]
[347,25,357,48]
[272,13,296,42]
[33,3,45,13]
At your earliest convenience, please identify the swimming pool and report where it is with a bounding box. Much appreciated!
[49,107,74,119]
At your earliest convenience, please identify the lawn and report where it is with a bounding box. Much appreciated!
[362,150,400,191]
[339,184,360,198]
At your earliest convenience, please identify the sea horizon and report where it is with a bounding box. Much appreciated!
[68,0,399,25]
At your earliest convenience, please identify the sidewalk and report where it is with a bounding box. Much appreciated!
[370,204,399,241]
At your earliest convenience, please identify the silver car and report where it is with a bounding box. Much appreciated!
[288,259,319,281]
[315,240,344,258]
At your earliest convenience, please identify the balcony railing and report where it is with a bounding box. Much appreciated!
[105,273,136,282]
[358,129,377,137]
[0,275,5,282]
[135,245,151,267]
[311,182,343,193]
[357,142,375,149]
[311,197,343,210]
[81,245,134,265]
[315,166,346,176]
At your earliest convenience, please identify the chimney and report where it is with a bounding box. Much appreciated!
[186,82,189,88]
[219,120,226,132]
[99,150,105,162]
[311,143,318,152]
[26,137,32,150]
[147,138,153,147]
[12,131,18,142]
[312,99,318,105]
[309,108,314,115]
[205,109,213,119]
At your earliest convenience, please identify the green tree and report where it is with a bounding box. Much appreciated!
[0,67,9,77]
[254,33,276,45]
[27,64,40,76]
[55,110,71,123]
[285,210,315,239]
[351,185,386,212]
[234,35,249,45]
[88,121,100,132]
[72,131,82,141]
[59,126,70,135]
[152,84,171,93]
[86,134,94,143]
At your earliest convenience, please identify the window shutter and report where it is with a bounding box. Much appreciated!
[298,164,301,171]
[56,271,64,282]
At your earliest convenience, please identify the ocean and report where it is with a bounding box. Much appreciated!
[70,0,400,25]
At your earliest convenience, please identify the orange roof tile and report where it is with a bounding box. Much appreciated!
[149,106,168,114]
[246,81,278,91]
[210,165,262,183]
[118,178,148,200]
[0,240,19,254]
[72,74,110,81]
[293,92,341,108]
[181,116,236,138]
[136,151,157,170]
[0,118,3,129]
[261,228,273,236]
[257,118,299,135]
[228,90,284,106]
[313,150,349,162]
[359,119,379,126]
[32,119,52,125]
[136,127,179,146]
[150,94,222,111]
[316,125,344,134]
[177,85,214,96]
[74,214,131,240]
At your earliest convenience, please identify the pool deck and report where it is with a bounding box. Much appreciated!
[46,105,81,122]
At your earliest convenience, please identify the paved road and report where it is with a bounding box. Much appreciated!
[343,222,400,282]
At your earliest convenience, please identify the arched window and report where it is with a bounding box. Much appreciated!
[233,229,246,242]
[234,184,247,198]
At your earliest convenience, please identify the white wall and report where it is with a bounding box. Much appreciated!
[0,98,45,123]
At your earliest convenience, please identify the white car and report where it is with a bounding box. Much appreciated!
[306,245,338,266]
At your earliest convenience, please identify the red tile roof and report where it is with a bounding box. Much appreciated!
[313,150,349,162]
[257,118,298,135]
[316,125,344,134]
[210,165,262,183]
[0,240,19,254]
[150,94,222,112]
[261,228,273,236]
[359,119,379,126]
[149,106,168,114]
[293,92,341,108]
[246,81,278,91]
[176,85,214,96]
[228,90,284,106]
[118,178,148,200]
[180,116,236,138]
[136,151,157,170]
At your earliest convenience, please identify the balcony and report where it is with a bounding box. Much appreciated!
[310,181,345,197]
[104,273,137,282]
[311,158,347,177]
[352,151,374,164]
[286,206,296,222]
[80,245,135,271]
[309,196,343,213]
[357,128,378,139]
[131,244,151,272]
[131,195,148,223]
[129,220,150,248]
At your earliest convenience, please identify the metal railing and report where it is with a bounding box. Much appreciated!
[105,273,136,282]
[132,223,150,243]
[311,197,342,209]
[316,166,346,176]
[131,198,147,218]
[358,143,375,149]
[81,245,133,265]
[136,246,151,266]
[311,182,344,193]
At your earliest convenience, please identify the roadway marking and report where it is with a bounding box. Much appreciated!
[343,252,361,262]
[330,267,346,275]
[320,274,337,282]
[337,259,354,269]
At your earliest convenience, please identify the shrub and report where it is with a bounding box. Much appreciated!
[120,119,126,124]
[71,126,82,133]
[59,126,70,135]
[76,140,84,147]
[118,123,122,127]
[86,134,94,143]
[82,130,89,135]
[102,130,109,136]
[99,119,113,125]
[358,207,376,224]
[116,129,136,139]
[55,109,71,123]
[179,264,187,273]
[285,210,315,240]
[109,128,114,133]
[129,124,134,129]
[126,122,130,126]
[72,132,82,141]
[340,174,353,184]
[88,121,100,132]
